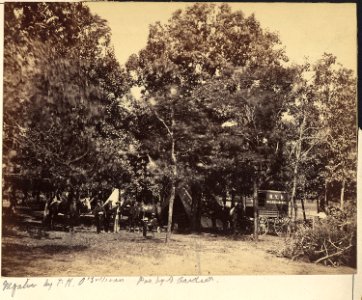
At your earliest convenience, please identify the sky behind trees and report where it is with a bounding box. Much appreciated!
[87,2,356,72]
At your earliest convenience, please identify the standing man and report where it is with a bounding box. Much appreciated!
[93,199,105,233]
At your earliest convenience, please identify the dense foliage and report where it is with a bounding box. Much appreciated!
[3,3,357,245]
[3,3,132,193]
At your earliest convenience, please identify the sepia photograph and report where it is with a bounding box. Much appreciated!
[1,1,358,278]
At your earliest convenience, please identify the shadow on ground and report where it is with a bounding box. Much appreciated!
[3,242,88,256]
[1,242,88,276]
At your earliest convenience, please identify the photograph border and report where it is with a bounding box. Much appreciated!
[0,1,360,299]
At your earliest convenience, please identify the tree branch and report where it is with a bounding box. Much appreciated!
[301,137,324,160]
[314,245,352,264]
[10,133,89,171]
[151,107,173,138]
[65,148,89,165]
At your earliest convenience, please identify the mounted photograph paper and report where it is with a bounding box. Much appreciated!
[1,2,358,295]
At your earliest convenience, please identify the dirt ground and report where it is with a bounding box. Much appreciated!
[1,209,355,277]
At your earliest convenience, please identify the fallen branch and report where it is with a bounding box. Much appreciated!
[328,238,344,251]
[324,241,336,266]
[314,245,353,264]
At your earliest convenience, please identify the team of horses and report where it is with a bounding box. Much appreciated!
[42,189,246,235]
[209,202,247,234]
[42,190,163,235]
[42,190,92,231]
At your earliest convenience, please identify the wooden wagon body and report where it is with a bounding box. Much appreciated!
[245,190,291,236]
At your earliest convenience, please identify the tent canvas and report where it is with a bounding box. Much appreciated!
[160,186,193,229]
[162,186,192,217]
[177,187,192,217]
[104,188,120,207]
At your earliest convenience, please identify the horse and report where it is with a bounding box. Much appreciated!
[125,201,162,236]
[139,202,162,236]
[126,201,142,232]
[43,190,87,231]
[207,200,245,234]
[207,200,231,233]
[78,197,92,214]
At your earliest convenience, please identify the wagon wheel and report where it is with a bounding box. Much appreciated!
[258,217,269,236]
[273,217,291,237]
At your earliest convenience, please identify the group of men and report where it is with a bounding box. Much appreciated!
[92,198,159,235]
[93,198,121,233]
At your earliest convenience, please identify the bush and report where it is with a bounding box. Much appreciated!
[281,203,356,267]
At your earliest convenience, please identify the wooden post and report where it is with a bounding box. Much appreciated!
[242,195,246,212]
[253,179,258,241]
[340,178,346,210]
[324,180,328,208]
[114,205,120,233]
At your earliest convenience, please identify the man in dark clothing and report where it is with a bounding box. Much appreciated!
[93,200,105,233]
[103,202,111,233]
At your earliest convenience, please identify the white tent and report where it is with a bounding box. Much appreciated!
[104,188,120,207]
[103,188,121,233]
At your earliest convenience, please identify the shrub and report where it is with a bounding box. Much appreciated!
[281,203,356,267]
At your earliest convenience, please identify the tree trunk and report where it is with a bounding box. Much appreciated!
[301,197,307,222]
[323,180,328,210]
[340,178,346,210]
[316,197,320,213]
[242,195,246,216]
[166,109,177,243]
[166,178,176,242]
[165,159,177,242]
[290,114,306,221]
[290,163,298,221]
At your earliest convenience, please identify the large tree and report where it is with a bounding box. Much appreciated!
[3,3,131,198]
[313,54,357,209]
[127,3,294,241]
[284,54,357,218]
[284,63,325,220]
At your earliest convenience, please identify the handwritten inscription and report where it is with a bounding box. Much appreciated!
[177,276,213,284]
[78,277,125,285]
[137,276,174,285]
[3,279,37,297]
[137,276,213,285]
[2,276,214,297]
